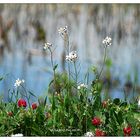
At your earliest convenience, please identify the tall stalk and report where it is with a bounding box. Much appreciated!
[48,46,57,132]
[98,46,107,80]
[21,85,30,107]
[49,48,56,83]
[65,38,71,85]
[74,61,78,86]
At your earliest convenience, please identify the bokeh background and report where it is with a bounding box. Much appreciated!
[0,4,140,101]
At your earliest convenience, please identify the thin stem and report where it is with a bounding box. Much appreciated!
[49,49,56,79]
[48,48,57,131]
[98,46,107,80]
[21,85,30,107]
[85,89,88,134]
[66,39,71,83]
[73,61,78,87]
[123,88,127,102]
[132,82,136,102]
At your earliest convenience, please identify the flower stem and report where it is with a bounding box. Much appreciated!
[98,46,107,80]
[49,48,56,79]
[74,61,78,87]
[21,85,30,107]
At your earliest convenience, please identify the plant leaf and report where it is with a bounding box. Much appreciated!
[28,91,36,97]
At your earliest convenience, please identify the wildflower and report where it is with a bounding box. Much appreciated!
[123,126,132,136]
[77,83,87,90]
[102,36,112,47]
[92,117,101,126]
[58,26,68,40]
[84,132,94,137]
[11,133,23,137]
[14,78,24,88]
[31,103,38,110]
[7,112,13,117]
[43,42,52,50]
[95,129,105,136]
[17,99,27,108]
[66,51,77,62]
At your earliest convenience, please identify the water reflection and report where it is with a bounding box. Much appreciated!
[0,4,140,101]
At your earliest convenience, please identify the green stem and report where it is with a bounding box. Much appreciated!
[123,88,127,102]
[74,61,78,87]
[66,39,71,84]
[49,48,56,134]
[49,48,56,79]
[132,82,136,102]
[98,46,107,80]
[21,85,30,107]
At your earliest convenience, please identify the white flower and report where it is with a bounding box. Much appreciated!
[102,36,112,47]
[84,132,94,137]
[58,26,68,40]
[11,133,23,137]
[77,83,87,90]
[43,42,52,50]
[14,78,25,88]
[138,99,140,107]
[66,51,77,62]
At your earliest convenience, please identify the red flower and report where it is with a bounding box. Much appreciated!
[7,112,13,117]
[95,129,105,136]
[102,101,107,108]
[123,126,132,136]
[32,103,37,110]
[92,117,101,126]
[17,99,27,107]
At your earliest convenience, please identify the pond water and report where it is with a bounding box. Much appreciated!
[0,4,140,102]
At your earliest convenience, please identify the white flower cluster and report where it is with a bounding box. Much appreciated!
[14,78,25,88]
[58,26,68,35]
[43,42,52,50]
[58,26,68,40]
[77,83,87,90]
[84,132,94,137]
[11,133,23,137]
[102,36,112,47]
[66,51,77,62]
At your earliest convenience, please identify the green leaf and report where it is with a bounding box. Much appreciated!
[117,111,124,124]
[44,96,47,106]
[120,102,127,107]
[28,91,36,97]
[94,111,102,118]
[69,118,74,126]
[105,58,112,68]
[113,98,120,105]
[49,79,54,87]
[0,77,3,81]
[134,113,140,121]
[53,64,58,71]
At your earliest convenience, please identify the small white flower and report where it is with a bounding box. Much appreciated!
[84,132,94,137]
[66,51,77,62]
[58,26,68,40]
[77,83,87,90]
[11,133,23,137]
[58,26,68,35]
[138,99,140,107]
[43,42,52,50]
[14,78,25,88]
[102,36,112,47]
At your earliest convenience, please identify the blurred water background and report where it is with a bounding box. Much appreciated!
[0,4,140,102]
